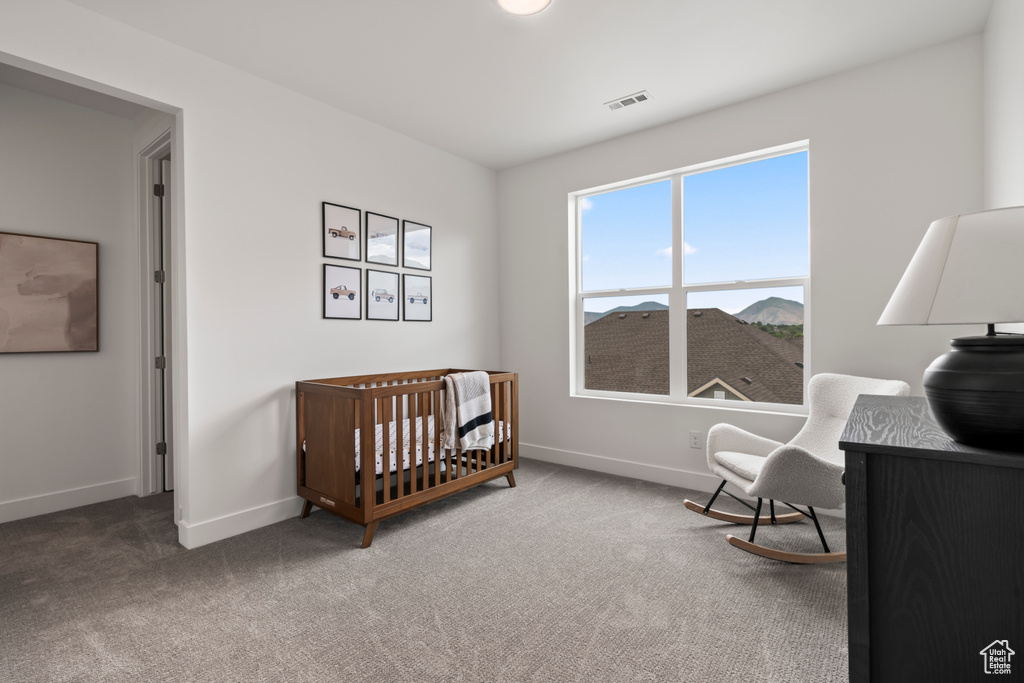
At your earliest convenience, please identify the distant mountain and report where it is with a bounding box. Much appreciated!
[734,297,804,325]
[585,301,668,325]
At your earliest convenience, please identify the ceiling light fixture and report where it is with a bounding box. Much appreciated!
[496,0,552,16]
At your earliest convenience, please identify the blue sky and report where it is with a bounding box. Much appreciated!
[582,151,807,314]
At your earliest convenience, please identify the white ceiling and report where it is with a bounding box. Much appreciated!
[63,0,993,170]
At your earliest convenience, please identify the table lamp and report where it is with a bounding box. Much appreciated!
[878,206,1024,450]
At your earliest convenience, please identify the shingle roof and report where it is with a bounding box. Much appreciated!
[584,310,669,395]
[687,308,803,404]
[583,307,804,404]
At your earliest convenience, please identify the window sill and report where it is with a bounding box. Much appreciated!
[570,389,809,418]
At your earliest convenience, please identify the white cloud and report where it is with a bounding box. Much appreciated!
[657,243,697,257]
[582,254,590,262]
[580,197,593,211]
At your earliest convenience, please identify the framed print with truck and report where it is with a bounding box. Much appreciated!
[403,273,431,322]
[366,269,399,321]
[323,202,361,261]
[324,264,362,320]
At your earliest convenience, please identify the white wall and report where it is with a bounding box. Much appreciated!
[0,82,140,521]
[0,0,499,546]
[983,0,1024,336]
[497,37,983,495]
[984,0,1024,209]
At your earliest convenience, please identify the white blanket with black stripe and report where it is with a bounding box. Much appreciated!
[441,371,494,451]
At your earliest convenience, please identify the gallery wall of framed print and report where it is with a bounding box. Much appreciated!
[322,202,361,261]
[402,220,431,270]
[323,264,362,320]
[403,274,431,322]
[0,232,99,353]
[366,212,399,267]
[366,269,399,321]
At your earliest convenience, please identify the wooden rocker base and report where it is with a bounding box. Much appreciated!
[726,534,847,564]
[683,499,804,525]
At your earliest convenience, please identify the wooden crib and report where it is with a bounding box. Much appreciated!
[295,369,518,547]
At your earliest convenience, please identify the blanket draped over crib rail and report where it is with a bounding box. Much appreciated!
[295,369,518,548]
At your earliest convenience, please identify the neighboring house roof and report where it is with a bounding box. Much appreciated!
[687,308,803,404]
[583,307,804,404]
[584,310,669,395]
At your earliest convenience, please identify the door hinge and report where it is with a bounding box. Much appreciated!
[154,270,166,284]
[153,183,165,197]
[156,442,167,456]
[155,356,166,370]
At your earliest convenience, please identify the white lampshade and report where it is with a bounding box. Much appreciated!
[496,0,552,16]
[878,206,1024,326]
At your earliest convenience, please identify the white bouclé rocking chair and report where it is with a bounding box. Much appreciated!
[684,373,909,564]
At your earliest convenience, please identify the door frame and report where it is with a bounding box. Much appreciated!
[137,129,171,497]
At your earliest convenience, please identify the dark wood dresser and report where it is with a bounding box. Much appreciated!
[840,395,1024,682]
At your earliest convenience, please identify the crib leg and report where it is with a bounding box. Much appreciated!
[361,521,379,549]
[300,500,313,519]
[506,471,516,488]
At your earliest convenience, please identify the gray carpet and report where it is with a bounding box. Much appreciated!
[0,459,848,682]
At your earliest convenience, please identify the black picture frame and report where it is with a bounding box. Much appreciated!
[366,269,400,321]
[323,264,362,320]
[322,202,361,262]
[402,220,431,271]
[403,273,432,322]
[365,212,399,267]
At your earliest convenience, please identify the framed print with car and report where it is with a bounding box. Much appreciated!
[402,220,431,270]
[403,274,431,322]
[366,212,399,267]
[0,231,98,353]
[366,269,399,321]
[323,202,361,261]
[323,264,362,319]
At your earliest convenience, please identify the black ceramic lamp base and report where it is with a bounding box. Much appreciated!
[923,333,1024,451]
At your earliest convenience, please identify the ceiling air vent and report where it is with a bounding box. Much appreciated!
[605,90,651,111]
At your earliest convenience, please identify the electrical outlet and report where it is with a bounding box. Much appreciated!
[689,430,702,449]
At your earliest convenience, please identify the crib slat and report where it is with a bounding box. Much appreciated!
[379,396,390,504]
[500,380,508,464]
[420,391,431,489]
[396,391,405,499]
[433,390,442,487]
[403,387,411,493]
[418,391,427,489]
[495,380,503,464]
[491,382,498,468]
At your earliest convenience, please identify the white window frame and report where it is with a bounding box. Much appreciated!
[569,141,810,414]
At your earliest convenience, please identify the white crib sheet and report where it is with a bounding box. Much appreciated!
[301,415,510,476]
[356,415,510,475]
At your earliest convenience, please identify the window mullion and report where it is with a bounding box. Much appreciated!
[669,174,685,400]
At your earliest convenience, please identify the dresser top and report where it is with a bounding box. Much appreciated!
[840,395,1024,469]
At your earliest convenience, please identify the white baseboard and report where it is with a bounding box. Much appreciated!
[521,442,845,519]
[177,495,304,549]
[521,442,721,492]
[0,478,137,524]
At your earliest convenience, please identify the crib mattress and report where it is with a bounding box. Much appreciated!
[304,415,510,476]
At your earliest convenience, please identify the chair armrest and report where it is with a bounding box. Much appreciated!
[748,444,846,510]
[706,423,784,471]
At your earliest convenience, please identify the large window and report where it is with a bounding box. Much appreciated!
[573,143,809,408]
